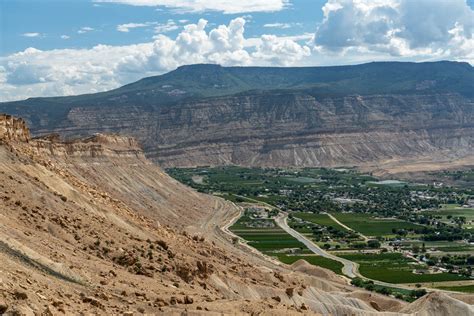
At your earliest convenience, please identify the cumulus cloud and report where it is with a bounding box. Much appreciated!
[1,18,310,101]
[314,0,474,61]
[22,32,41,38]
[60,35,70,39]
[93,0,288,14]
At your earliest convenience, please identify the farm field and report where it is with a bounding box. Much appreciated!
[400,241,474,254]
[230,215,306,254]
[292,212,347,231]
[330,213,422,236]
[423,205,474,229]
[230,209,344,275]
[338,253,471,284]
[435,284,474,293]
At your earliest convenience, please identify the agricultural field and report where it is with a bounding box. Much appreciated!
[435,284,474,293]
[230,211,306,254]
[292,212,347,231]
[330,213,422,237]
[230,209,345,274]
[399,241,474,254]
[338,253,471,284]
[423,204,474,230]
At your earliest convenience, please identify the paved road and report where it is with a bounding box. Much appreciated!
[275,213,421,291]
[274,213,359,278]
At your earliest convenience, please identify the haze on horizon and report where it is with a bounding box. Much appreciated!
[1,0,474,102]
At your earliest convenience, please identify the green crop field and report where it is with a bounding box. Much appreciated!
[231,216,306,253]
[331,213,422,236]
[424,205,474,229]
[339,253,471,283]
[293,212,347,231]
[277,254,344,275]
[436,285,474,293]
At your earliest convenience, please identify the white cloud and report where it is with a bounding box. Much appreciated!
[60,35,70,40]
[22,33,41,38]
[314,0,474,61]
[78,26,95,34]
[154,20,179,33]
[117,22,150,32]
[93,0,288,14]
[1,18,310,101]
[117,20,179,33]
[263,22,301,29]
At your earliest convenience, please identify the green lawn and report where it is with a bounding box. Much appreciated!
[331,213,422,236]
[339,253,471,283]
[277,254,344,275]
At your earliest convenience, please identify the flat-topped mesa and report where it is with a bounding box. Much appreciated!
[0,114,30,142]
[31,133,146,159]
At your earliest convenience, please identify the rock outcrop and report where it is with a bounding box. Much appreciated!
[0,114,30,142]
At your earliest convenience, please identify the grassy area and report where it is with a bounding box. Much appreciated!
[292,212,347,231]
[277,254,344,275]
[436,284,474,293]
[331,213,422,236]
[339,253,471,283]
[231,212,347,274]
[423,205,474,229]
[231,216,306,253]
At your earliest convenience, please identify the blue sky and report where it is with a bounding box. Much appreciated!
[2,0,325,55]
[1,0,474,101]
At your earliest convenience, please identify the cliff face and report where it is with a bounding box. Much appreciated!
[31,133,145,160]
[1,62,473,169]
[0,114,30,142]
[33,92,474,168]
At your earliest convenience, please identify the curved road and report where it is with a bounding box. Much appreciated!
[274,213,359,278]
[274,213,422,291]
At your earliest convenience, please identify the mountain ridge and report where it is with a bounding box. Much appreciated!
[1,61,473,170]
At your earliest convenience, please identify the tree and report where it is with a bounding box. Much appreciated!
[412,244,420,254]
[368,240,381,248]
[323,243,331,250]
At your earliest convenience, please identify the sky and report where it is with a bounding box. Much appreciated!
[1,0,474,101]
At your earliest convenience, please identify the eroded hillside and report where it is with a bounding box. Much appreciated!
[1,62,473,172]
[1,114,473,315]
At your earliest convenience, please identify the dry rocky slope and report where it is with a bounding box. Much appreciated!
[1,114,474,315]
[0,62,473,172]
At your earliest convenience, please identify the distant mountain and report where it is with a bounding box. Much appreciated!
[1,61,473,169]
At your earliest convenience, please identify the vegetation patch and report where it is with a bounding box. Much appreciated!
[339,253,471,283]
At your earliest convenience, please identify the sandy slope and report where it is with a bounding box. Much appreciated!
[0,116,473,315]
